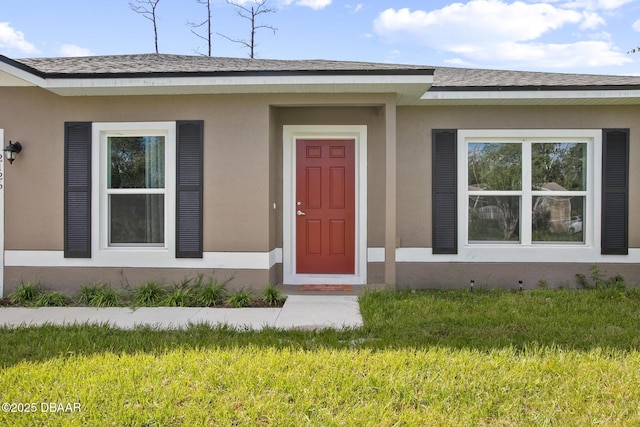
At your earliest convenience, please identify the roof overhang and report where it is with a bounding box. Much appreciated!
[30,74,434,103]
[0,59,44,87]
[3,55,640,106]
[0,58,434,105]
[419,88,640,105]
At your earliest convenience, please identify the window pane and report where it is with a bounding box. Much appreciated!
[110,194,164,244]
[468,143,521,191]
[533,196,584,242]
[469,196,520,242]
[532,143,586,191]
[108,136,165,189]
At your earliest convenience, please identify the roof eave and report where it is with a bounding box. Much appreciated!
[0,57,46,87]
[2,72,434,102]
[418,88,640,105]
[0,56,434,101]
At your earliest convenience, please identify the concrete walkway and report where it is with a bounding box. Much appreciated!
[0,295,362,330]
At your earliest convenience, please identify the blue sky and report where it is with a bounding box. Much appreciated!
[1,0,640,75]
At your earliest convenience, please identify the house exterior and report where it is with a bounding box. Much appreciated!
[1,53,639,294]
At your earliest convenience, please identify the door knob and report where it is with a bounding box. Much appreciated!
[296,210,306,216]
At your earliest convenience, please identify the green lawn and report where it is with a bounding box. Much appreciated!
[1,289,639,426]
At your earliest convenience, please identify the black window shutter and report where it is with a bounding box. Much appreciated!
[64,122,92,258]
[432,129,458,254]
[176,120,204,258]
[602,129,629,255]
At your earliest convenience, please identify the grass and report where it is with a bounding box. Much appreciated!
[359,288,640,350]
[1,288,639,425]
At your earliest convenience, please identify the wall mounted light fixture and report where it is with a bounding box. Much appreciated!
[3,140,22,164]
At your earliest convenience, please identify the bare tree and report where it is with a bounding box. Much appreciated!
[219,0,277,59]
[189,0,213,56]
[129,0,161,54]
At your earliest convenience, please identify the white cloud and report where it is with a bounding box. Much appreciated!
[281,0,331,9]
[372,1,628,69]
[0,22,39,54]
[579,11,605,30]
[374,2,585,45]
[633,19,640,32]
[561,0,634,10]
[58,44,94,57]
[452,40,631,68]
[296,0,331,9]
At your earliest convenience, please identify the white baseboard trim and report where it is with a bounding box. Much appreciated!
[6,247,638,270]
[5,249,283,270]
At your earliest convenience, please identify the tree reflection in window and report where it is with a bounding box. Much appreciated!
[468,143,521,242]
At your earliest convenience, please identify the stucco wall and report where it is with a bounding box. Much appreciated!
[0,88,273,253]
[2,86,640,290]
[397,262,640,289]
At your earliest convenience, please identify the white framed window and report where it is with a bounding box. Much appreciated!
[458,130,600,251]
[93,122,176,253]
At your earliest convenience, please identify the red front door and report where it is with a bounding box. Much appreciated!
[296,139,355,274]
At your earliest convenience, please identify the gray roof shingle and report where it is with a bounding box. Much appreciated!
[431,66,640,89]
[7,53,640,89]
[13,54,432,76]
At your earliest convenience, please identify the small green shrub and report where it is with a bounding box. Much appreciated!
[225,288,253,308]
[161,286,192,307]
[83,283,122,307]
[536,279,549,290]
[9,282,44,306]
[77,282,107,306]
[132,281,166,307]
[34,291,69,307]
[192,277,228,307]
[261,284,286,306]
[607,274,627,290]
[576,265,627,290]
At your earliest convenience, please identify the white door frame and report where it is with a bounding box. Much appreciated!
[0,129,4,297]
[282,125,367,285]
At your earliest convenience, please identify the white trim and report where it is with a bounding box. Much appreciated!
[8,247,640,268]
[421,89,640,101]
[0,69,432,100]
[92,122,176,264]
[367,247,385,263]
[0,129,4,297]
[5,249,282,270]
[0,61,44,87]
[283,125,368,285]
[45,74,431,90]
[457,129,601,262]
